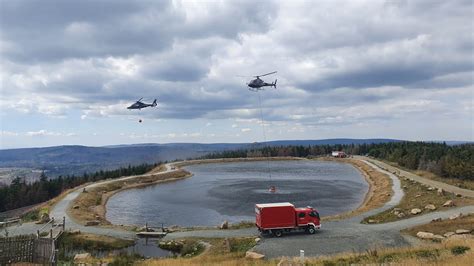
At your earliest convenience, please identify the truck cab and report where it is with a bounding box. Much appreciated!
[295,207,320,228]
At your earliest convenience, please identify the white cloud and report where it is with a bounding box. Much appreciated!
[0,0,472,147]
[25,130,77,137]
[0,130,18,136]
[26,130,60,137]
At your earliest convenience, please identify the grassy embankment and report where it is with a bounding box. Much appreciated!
[134,237,473,265]
[381,159,474,191]
[414,170,474,191]
[59,231,134,251]
[402,214,474,238]
[363,175,474,224]
[69,165,191,226]
[140,237,261,266]
[57,232,135,263]
[305,239,473,266]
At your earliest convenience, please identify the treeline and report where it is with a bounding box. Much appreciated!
[0,163,157,212]
[204,142,473,180]
[367,142,473,180]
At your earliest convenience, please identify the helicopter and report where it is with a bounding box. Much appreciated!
[245,71,277,91]
[127,98,157,110]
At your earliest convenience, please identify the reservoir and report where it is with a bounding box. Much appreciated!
[106,160,368,227]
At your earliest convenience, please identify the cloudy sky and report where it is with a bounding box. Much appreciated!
[0,0,472,149]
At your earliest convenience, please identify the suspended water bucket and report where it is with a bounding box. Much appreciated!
[269,185,276,193]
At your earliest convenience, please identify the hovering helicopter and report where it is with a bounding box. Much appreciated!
[245,71,277,91]
[127,98,157,110]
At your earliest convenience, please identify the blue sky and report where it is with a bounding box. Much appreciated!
[0,0,473,149]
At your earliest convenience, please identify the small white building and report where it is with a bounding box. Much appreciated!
[331,151,347,158]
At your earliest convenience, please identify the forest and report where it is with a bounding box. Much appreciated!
[0,163,156,212]
[204,142,474,180]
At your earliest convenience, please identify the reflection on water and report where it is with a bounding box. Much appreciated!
[125,238,172,258]
[107,160,368,227]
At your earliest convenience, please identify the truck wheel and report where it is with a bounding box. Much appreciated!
[273,230,283,237]
[307,225,316,234]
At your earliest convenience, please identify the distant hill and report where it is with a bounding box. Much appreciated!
[0,138,411,178]
[0,138,403,178]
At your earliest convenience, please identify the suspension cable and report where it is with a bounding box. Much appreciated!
[256,91,272,183]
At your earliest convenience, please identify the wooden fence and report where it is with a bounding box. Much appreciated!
[0,235,54,264]
[0,216,65,264]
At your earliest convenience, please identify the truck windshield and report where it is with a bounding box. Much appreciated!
[309,211,320,219]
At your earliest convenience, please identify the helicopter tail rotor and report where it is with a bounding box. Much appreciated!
[273,79,277,88]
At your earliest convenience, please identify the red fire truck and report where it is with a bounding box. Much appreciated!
[255,202,321,237]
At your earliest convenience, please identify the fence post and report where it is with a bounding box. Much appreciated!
[37,230,40,239]
[62,217,65,231]
[50,229,53,239]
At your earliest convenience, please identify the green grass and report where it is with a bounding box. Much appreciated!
[451,246,470,255]
[20,206,49,222]
[159,239,206,257]
[228,221,255,229]
[229,237,256,253]
[58,232,134,251]
[109,252,143,265]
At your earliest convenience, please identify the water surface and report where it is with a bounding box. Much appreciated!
[106,160,368,227]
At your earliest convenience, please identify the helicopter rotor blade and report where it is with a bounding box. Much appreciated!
[255,71,277,78]
[137,97,143,102]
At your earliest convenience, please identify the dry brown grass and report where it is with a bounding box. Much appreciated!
[403,214,474,237]
[316,158,393,221]
[138,237,275,266]
[69,168,191,225]
[363,177,474,224]
[379,159,474,191]
[415,170,474,191]
[148,164,167,174]
[138,237,474,266]
[306,238,474,265]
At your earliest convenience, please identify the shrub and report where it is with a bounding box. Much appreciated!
[451,246,470,255]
